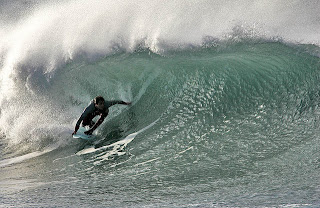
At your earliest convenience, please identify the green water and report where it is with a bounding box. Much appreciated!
[1,42,320,207]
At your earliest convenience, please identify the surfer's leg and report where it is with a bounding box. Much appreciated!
[89,121,95,128]
[82,118,95,128]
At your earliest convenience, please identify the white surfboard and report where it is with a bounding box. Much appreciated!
[72,127,94,140]
[73,133,94,140]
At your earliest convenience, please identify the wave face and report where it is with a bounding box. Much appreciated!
[1,0,320,207]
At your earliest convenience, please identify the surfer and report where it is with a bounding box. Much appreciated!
[72,96,131,135]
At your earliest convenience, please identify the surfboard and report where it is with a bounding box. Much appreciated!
[73,133,94,140]
[72,126,95,140]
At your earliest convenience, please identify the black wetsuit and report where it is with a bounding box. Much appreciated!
[75,100,127,133]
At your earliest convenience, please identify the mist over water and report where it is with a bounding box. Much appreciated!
[1,1,320,207]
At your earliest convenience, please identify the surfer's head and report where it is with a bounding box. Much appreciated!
[94,96,105,110]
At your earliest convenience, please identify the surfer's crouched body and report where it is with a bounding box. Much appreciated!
[72,96,131,135]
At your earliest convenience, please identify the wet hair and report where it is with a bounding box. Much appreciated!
[94,96,105,104]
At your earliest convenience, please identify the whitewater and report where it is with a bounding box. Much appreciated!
[1,0,320,207]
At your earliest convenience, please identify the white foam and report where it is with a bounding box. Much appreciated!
[1,0,319,85]
[76,119,159,164]
[0,146,56,168]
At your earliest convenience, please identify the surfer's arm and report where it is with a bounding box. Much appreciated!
[73,103,94,134]
[84,112,107,135]
[107,100,131,107]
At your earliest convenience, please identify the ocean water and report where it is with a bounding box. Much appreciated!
[1,0,320,207]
